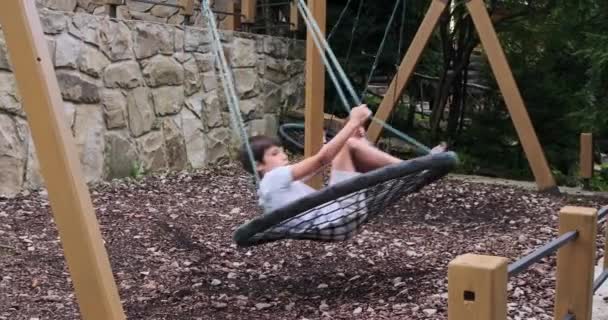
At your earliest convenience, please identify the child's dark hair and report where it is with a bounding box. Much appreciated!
[239,135,281,174]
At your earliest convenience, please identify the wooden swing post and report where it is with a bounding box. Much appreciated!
[366,0,557,193]
[304,0,326,189]
[0,1,125,319]
[580,133,593,180]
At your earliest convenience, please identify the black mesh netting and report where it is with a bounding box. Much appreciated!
[233,151,458,247]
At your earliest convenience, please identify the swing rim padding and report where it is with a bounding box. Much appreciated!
[233,151,459,247]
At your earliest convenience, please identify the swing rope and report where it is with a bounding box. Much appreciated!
[360,0,404,98]
[201,0,261,186]
[199,0,458,247]
[344,0,365,72]
[294,0,432,155]
[326,0,354,42]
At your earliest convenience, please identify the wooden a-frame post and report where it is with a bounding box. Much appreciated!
[0,1,126,319]
[304,0,326,189]
[366,0,557,193]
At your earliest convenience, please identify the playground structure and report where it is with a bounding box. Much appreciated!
[296,0,558,193]
[449,206,608,319]
[0,0,606,319]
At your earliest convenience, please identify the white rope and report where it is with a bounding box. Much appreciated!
[295,0,431,154]
[200,0,261,185]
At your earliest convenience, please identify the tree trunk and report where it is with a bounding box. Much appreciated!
[430,5,480,142]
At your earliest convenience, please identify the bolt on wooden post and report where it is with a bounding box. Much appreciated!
[554,206,598,320]
[448,253,508,320]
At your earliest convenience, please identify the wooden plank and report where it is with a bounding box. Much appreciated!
[366,0,448,142]
[241,0,257,23]
[554,206,597,320]
[0,1,126,319]
[217,0,239,30]
[304,0,326,189]
[324,113,345,131]
[290,0,300,31]
[580,133,593,179]
[178,0,194,16]
[466,0,557,193]
[447,253,508,320]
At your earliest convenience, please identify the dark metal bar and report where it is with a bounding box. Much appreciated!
[258,1,292,7]
[248,23,294,30]
[594,269,608,293]
[129,0,182,8]
[212,10,245,18]
[564,313,575,320]
[508,231,579,277]
[598,206,608,221]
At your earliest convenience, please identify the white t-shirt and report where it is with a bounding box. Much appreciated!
[258,165,319,212]
[257,166,367,240]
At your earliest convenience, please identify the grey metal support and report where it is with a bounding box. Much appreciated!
[507,231,579,277]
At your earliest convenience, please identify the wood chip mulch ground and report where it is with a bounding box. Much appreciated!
[1,163,606,320]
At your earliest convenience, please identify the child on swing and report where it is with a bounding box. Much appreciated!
[239,104,446,240]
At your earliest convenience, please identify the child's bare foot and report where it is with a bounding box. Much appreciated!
[430,142,447,154]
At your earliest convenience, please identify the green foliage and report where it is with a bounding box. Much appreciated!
[589,164,608,192]
[317,0,608,188]
[130,161,145,179]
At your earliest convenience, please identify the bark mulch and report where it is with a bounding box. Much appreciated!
[0,163,606,320]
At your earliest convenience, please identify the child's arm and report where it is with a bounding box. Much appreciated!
[290,105,371,181]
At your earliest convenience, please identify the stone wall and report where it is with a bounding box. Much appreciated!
[0,7,305,196]
[36,0,228,26]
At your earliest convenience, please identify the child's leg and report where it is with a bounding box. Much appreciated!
[330,137,401,174]
[331,136,448,174]
[347,138,402,173]
[330,141,357,172]
[343,138,447,173]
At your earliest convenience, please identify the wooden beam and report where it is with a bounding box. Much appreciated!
[0,1,125,319]
[178,0,194,16]
[466,0,557,192]
[366,0,448,143]
[304,0,326,189]
[241,0,257,24]
[580,133,593,179]
[554,206,597,320]
[290,0,300,31]
[217,0,239,30]
[447,253,508,320]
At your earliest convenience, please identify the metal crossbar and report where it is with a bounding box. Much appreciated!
[213,10,245,18]
[258,1,292,7]
[130,0,182,8]
[594,269,608,294]
[507,231,579,277]
[598,206,608,221]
